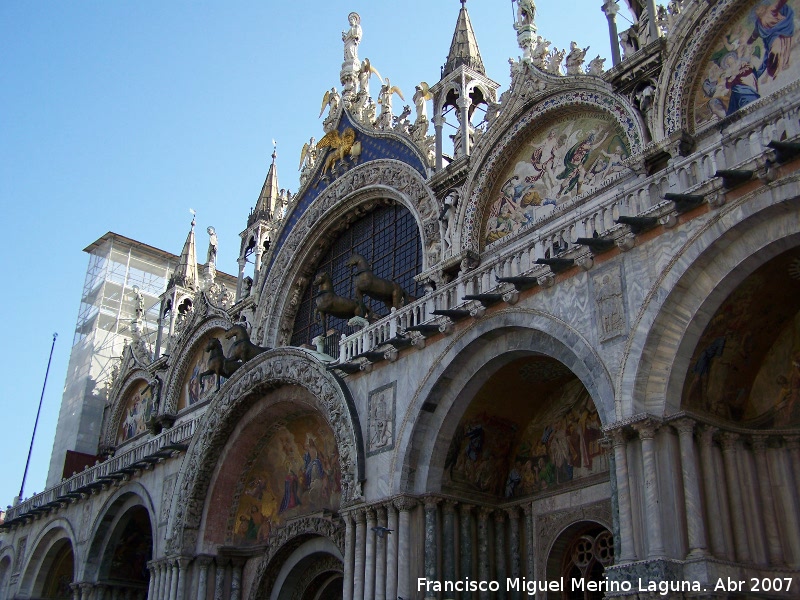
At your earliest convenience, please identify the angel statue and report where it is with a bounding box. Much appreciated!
[376,78,404,130]
[357,58,382,98]
[548,47,566,74]
[206,226,218,266]
[413,82,432,123]
[298,137,317,185]
[319,87,341,132]
[342,12,362,62]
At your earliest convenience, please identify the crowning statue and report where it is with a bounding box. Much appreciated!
[565,42,589,75]
[206,226,218,266]
[298,137,318,186]
[376,78,404,130]
[341,12,362,100]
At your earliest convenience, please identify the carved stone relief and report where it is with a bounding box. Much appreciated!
[592,264,628,343]
[367,381,396,456]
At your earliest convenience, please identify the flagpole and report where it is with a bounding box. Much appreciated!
[17,333,58,504]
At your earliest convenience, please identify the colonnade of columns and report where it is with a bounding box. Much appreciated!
[342,496,531,600]
[68,582,147,600]
[610,417,800,568]
[143,554,242,600]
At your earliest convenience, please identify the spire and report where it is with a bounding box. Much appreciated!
[172,214,199,290]
[442,0,485,77]
[254,143,280,219]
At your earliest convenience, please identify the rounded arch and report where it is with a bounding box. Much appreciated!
[84,483,157,581]
[393,309,615,494]
[161,315,232,414]
[457,87,646,254]
[166,348,365,556]
[249,534,343,600]
[18,520,78,598]
[618,193,800,419]
[545,520,614,595]
[0,549,14,600]
[659,0,773,136]
[255,159,439,348]
[104,369,159,448]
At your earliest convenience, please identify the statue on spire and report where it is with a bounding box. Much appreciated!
[342,12,362,62]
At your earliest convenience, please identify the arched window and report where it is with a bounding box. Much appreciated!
[291,203,422,347]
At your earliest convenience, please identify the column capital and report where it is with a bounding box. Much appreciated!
[365,506,377,521]
[633,419,660,440]
[195,554,215,567]
[671,417,696,436]
[522,502,533,517]
[493,509,506,524]
[393,496,419,512]
[750,435,769,453]
[785,435,800,451]
[423,496,442,510]
[698,425,718,447]
[601,0,620,17]
[609,427,629,447]
[443,499,458,514]
[505,505,520,519]
[477,506,493,521]
[354,508,367,523]
[720,431,739,451]
[177,556,192,568]
[375,503,387,520]
[459,502,473,516]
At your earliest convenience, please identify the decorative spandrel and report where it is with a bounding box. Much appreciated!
[693,0,799,128]
[483,111,630,246]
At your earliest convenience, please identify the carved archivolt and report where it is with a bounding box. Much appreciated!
[161,316,232,415]
[250,516,345,600]
[253,159,438,346]
[459,90,645,254]
[660,0,744,135]
[166,348,364,555]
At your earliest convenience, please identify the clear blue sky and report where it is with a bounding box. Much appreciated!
[0,1,634,508]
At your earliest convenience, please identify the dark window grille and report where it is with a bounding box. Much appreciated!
[291,203,422,347]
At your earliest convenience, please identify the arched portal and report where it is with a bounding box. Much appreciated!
[546,522,614,600]
[0,555,11,599]
[263,537,344,600]
[23,533,75,600]
[97,505,153,595]
[40,542,74,600]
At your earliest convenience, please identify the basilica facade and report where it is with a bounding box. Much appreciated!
[3,0,800,598]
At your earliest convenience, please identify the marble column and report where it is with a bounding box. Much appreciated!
[213,558,226,600]
[459,503,473,581]
[506,507,521,600]
[354,509,367,600]
[196,556,213,600]
[365,508,377,600]
[395,497,418,600]
[787,436,800,499]
[423,497,440,599]
[161,561,172,600]
[176,557,191,600]
[146,561,157,600]
[610,429,637,562]
[601,0,622,65]
[442,501,457,585]
[773,438,800,567]
[230,559,244,600]
[169,560,179,600]
[634,421,666,558]
[343,513,355,600]
[698,426,728,559]
[477,508,491,600]
[720,433,751,563]
[752,436,782,565]
[522,503,534,580]
[386,502,399,600]
[80,583,94,600]
[494,511,507,600]
[70,583,81,600]
[672,419,708,558]
[375,506,388,600]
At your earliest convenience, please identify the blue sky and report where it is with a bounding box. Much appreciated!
[0,1,634,509]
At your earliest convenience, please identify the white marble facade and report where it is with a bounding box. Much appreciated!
[3,1,800,599]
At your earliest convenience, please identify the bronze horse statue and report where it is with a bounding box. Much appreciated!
[313,272,364,332]
[346,253,411,312]
[199,338,240,391]
[225,324,269,365]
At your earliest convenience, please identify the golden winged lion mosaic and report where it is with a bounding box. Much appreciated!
[316,127,359,175]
